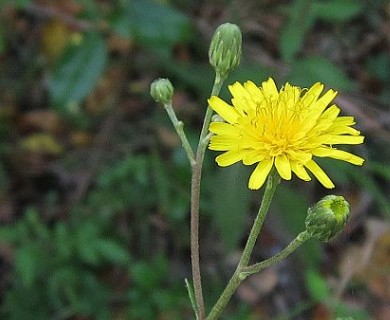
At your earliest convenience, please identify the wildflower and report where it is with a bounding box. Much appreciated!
[305,195,350,242]
[208,78,364,189]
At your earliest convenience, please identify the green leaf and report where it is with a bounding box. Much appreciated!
[185,279,199,318]
[49,32,107,109]
[210,164,251,251]
[15,244,42,287]
[25,208,50,240]
[305,269,329,301]
[370,161,390,181]
[350,169,390,216]
[111,0,192,50]
[94,239,129,264]
[0,226,18,243]
[131,262,163,290]
[0,30,4,55]
[366,53,390,82]
[314,0,364,23]
[168,62,214,100]
[75,222,100,265]
[279,0,316,62]
[0,0,31,8]
[0,160,8,190]
[333,302,371,320]
[287,56,353,90]
[54,222,73,260]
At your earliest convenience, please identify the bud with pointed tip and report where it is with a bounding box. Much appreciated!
[305,195,350,242]
[150,78,174,104]
[209,23,242,77]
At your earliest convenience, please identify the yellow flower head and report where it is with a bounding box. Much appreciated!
[208,78,365,190]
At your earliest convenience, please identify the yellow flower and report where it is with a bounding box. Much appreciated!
[208,78,365,190]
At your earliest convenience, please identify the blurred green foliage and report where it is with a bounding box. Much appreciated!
[280,0,364,62]
[49,32,108,109]
[0,0,389,319]
[110,0,192,53]
[0,154,190,319]
[0,208,127,320]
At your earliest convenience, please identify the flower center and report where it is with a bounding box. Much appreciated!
[266,134,291,157]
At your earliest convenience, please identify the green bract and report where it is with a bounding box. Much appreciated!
[208,23,242,77]
[305,195,350,242]
[150,78,174,104]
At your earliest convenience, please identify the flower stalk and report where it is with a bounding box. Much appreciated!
[238,169,280,268]
[190,72,227,320]
[190,23,242,317]
[150,78,195,165]
[240,231,312,277]
[152,23,242,320]
[163,101,196,165]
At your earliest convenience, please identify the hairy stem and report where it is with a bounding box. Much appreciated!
[241,231,312,277]
[164,103,195,165]
[190,72,225,319]
[238,170,280,268]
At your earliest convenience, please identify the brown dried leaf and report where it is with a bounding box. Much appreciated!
[19,109,64,133]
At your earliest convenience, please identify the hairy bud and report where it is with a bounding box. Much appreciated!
[150,78,174,104]
[209,23,242,77]
[305,195,350,242]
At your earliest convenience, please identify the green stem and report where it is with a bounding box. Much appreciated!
[240,231,312,277]
[198,72,225,147]
[206,170,280,320]
[239,169,280,268]
[190,72,226,320]
[164,102,196,165]
[185,278,200,320]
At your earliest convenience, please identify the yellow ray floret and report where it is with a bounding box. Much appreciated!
[208,78,365,190]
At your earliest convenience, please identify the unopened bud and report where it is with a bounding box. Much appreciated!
[209,23,242,77]
[305,195,350,242]
[211,114,224,122]
[150,78,174,104]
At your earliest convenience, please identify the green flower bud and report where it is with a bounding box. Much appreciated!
[150,78,174,104]
[305,195,350,242]
[211,114,224,122]
[209,23,242,77]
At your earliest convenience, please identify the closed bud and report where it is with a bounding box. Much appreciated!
[305,195,350,242]
[209,23,242,77]
[150,78,174,104]
[211,114,224,122]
